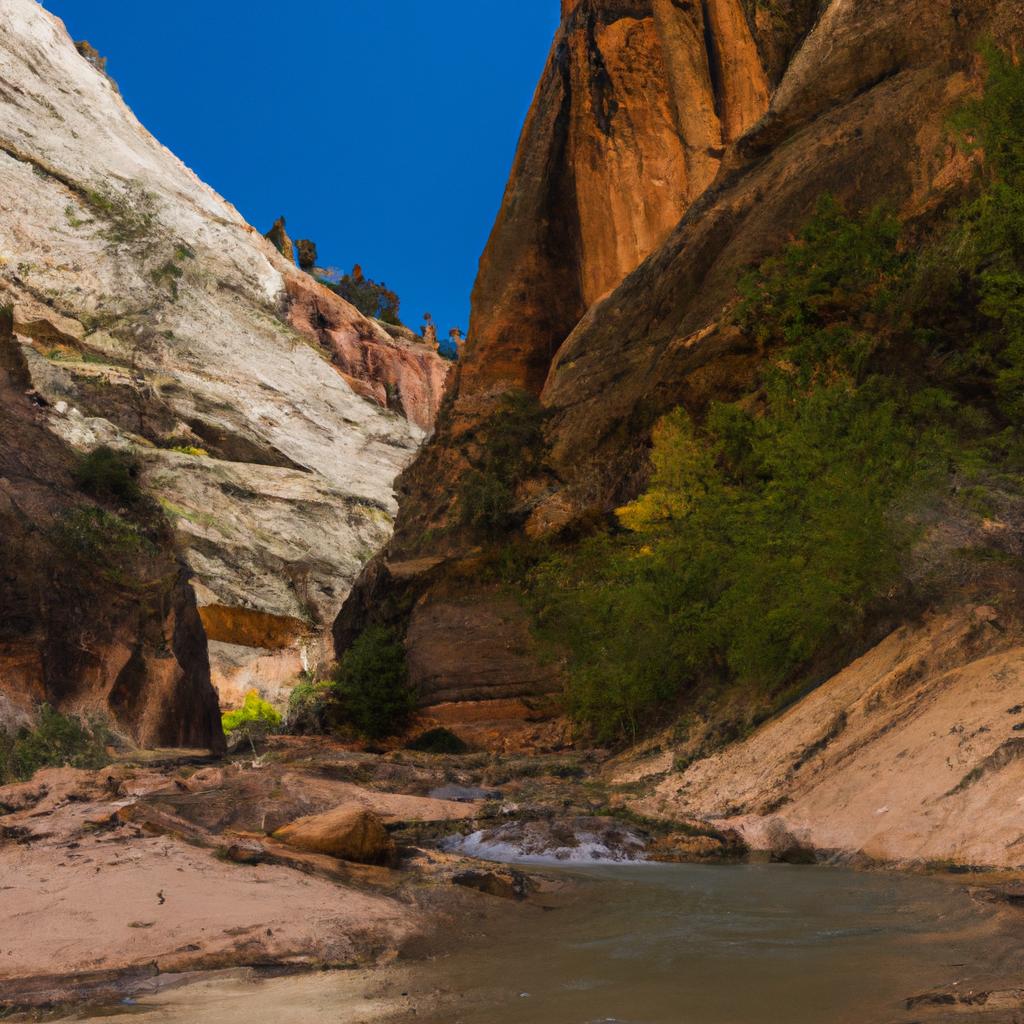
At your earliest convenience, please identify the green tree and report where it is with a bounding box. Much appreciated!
[335,626,414,740]
[325,264,402,325]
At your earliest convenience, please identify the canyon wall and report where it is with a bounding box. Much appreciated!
[0,0,447,741]
[339,0,1022,728]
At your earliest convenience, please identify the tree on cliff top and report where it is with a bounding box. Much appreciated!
[322,264,403,326]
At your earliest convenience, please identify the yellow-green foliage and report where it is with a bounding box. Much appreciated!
[170,445,209,458]
[615,410,715,532]
[222,691,281,741]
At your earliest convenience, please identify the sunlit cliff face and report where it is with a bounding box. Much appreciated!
[458,0,770,404]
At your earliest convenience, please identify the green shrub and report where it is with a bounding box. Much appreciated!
[459,390,549,534]
[526,203,937,742]
[406,727,469,754]
[322,264,402,325]
[334,626,414,740]
[75,40,107,72]
[950,43,1024,427]
[0,705,111,784]
[72,446,142,505]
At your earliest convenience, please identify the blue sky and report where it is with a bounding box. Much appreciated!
[41,1,559,338]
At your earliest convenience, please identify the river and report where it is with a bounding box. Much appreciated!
[81,862,1017,1024]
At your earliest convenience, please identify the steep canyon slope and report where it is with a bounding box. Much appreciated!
[0,0,447,742]
[339,0,1024,868]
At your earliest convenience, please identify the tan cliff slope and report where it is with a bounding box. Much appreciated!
[616,606,1024,869]
[0,0,448,735]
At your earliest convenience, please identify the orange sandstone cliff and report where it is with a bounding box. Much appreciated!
[336,0,1022,719]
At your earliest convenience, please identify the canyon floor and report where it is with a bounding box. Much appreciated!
[0,738,615,1014]
[4,728,1024,1019]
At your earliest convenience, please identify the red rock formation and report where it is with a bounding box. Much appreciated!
[461,0,770,403]
[284,273,450,433]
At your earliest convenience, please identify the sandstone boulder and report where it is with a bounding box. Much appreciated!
[273,804,395,864]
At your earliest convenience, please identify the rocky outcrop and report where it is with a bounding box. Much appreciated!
[0,0,448,718]
[539,0,1000,498]
[284,273,451,432]
[0,316,222,749]
[619,607,1024,868]
[264,215,296,265]
[464,0,772,399]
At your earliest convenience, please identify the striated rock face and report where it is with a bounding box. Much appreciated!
[0,0,446,726]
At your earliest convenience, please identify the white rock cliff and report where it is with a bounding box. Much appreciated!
[0,0,439,705]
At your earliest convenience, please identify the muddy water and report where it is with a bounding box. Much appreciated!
[86,864,1018,1024]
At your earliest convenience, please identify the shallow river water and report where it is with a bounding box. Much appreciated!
[86,863,1018,1024]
